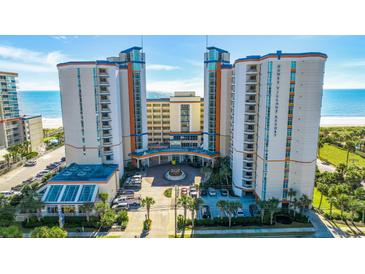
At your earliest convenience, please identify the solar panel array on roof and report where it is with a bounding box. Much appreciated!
[78,185,96,202]
[44,185,63,202]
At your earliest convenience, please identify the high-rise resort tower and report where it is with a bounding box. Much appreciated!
[203,47,233,158]
[0,71,23,148]
[231,51,327,205]
[57,47,147,174]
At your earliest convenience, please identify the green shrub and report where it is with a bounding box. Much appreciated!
[177,215,185,231]
[0,225,23,238]
[116,210,129,227]
[31,226,67,238]
[0,206,16,227]
[164,188,172,198]
[143,219,152,231]
[22,216,42,228]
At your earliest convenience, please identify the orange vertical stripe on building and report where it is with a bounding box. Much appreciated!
[215,62,222,153]
[128,63,136,152]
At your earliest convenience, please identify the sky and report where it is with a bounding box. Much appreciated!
[0,35,364,96]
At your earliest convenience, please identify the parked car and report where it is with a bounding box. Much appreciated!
[208,187,217,196]
[127,200,141,209]
[112,202,129,211]
[200,189,207,197]
[118,189,135,196]
[60,157,66,162]
[181,188,188,196]
[24,160,37,167]
[220,189,229,196]
[236,207,245,217]
[132,175,142,181]
[249,204,260,217]
[112,196,128,204]
[0,190,14,198]
[201,205,211,219]
[189,187,197,197]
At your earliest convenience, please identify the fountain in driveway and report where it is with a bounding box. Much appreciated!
[164,168,186,181]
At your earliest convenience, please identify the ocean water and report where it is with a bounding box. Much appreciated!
[18,90,61,118]
[17,89,365,119]
[321,89,365,117]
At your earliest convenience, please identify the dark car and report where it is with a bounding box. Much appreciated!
[200,189,207,197]
[249,204,260,217]
[201,205,211,219]
[220,189,229,196]
[60,157,66,162]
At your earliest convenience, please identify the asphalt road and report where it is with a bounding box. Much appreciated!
[0,146,65,192]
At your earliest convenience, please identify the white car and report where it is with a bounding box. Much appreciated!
[132,175,142,180]
[236,207,245,217]
[113,196,128,204]
[208,187,217,196]
[112,202,129,211]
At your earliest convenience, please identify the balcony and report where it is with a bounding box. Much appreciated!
[100,99,111,104]
[103,150,113,155]
[102,124,112,130]
[101,107,111,113]
[244,138,255,144]
[101,116,111,122]
[102,133,112,138]
[99,89,110,95]
[99,80,109,86]
[245,99,256,105]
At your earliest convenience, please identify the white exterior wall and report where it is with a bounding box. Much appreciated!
[58,64,124,174]
[203,63,210,151]
[220,68,232,157]
[231,54,326,202]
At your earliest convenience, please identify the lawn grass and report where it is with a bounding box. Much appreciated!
[319,144,365,167]
[312,187,341,215]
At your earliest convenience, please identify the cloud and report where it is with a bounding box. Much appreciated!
[146,64,180,71]
[185,59,204,68]
[0,45,69,73]
[324,72,365,89]
[18,79,60,91]
[147,77,203,96]
[341,59,365,68]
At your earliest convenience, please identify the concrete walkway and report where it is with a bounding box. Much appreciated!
[316,159,336,173]
[192,227,316,236]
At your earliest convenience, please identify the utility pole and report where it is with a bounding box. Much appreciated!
[174,184,178,238]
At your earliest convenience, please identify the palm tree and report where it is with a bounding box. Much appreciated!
[188,197,203,229]
[216,200,228,218]
[226,201,242,228]
[3,154,11,167]
[17,189,44,221]
[219,163,231,186]
[200,165,212,183]
[141,196,155,220]
[336,194,350,220]
[298,194,312,214]
[317,135,324,158]
[344,140,356,166]
[292,198,300,218]
[358,201,365,224]
[287,188,296,214]
[178,195,191,223]
[327,196,337,219]
[348,198,359,223]
[266,198,280,225]
[316,182,328,210]
[79,202,94,222]
[257,199,268,223]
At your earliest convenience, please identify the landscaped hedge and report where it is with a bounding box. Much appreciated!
[22,216,100,228]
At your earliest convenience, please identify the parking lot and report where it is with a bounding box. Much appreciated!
[115,164,257,237]
[199,192,256,218]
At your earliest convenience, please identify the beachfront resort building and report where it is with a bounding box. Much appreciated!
[0,71,44,152]
[203,47,233,158]
[147,91,204,148]
[56,46,326,205]
[230,51,327,204]
[57,47,148,173]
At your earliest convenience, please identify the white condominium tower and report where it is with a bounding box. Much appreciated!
[231,51,327,205]
[203,47,233,157]
[57,47,147,173]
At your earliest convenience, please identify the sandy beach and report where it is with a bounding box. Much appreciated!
[43,118,63,129]
[320,116,365,127]
[43,116,365,129]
